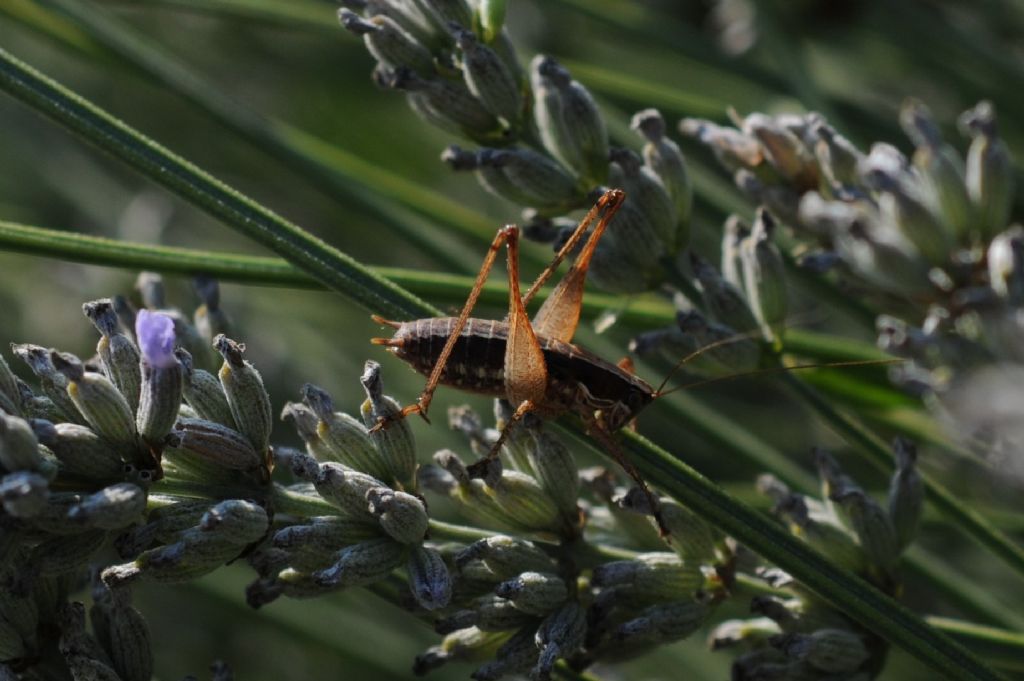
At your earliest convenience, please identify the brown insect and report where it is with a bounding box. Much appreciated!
[371,189,661,492]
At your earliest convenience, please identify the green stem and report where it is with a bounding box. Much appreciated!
[0,46,433,322]
[782,371,1024,584]
[927,616,1024,672]
[100,0,338,32]
[0,47,1006,681]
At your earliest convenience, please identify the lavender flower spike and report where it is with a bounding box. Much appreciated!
[135,310,177,369]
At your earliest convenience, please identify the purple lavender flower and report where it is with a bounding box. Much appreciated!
[135,310,177,368]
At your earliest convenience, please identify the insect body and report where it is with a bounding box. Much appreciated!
[372,189,657,487]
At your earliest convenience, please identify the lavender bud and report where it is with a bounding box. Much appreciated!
[477,147,578,214]
[341,9,436,76]
[0,413,43,472]
[215,335,273,463]
[531,55,609,184]
[414,627,503,675]
[407,545,452,610]
[586,194,667,294]
[495,571,567,616]
[0,470,49,517]
[888,438,924,552]
[592,552,703,602]
[611,598,710,645]
[453,25,521,126]
[961,101,1014,239]
[177,349,236,428]
[365,0,440,48]
[35,421,126,481]
[485,469,563,534]
[51,351,139,460]
[633,108,693,239]
[679,118,763,173]
[67,482,146,530]
[313,537,407,587]
[812,119,865,189]
[472,625,539,681]
[987,226,1024,302]
[830,486,900,568]
[360,361,417,489]
[303,383,390,482]
[84,299,143,412]
[200,499,268,540]
[313,462,388,521]
[436,595,532,634]
[192,277,232,349]
[91,586,153,681]
[721,215,750,290]
[609,147,679,254]
[383,66,502,142]
[168,417,262,472]
[0,353,19,414]
[533,601,586,680]
[742,113,819,190]
[12,343,83,424]
[33,529,108,575]
[135,311,183,447]
[455,535,554,579]
[366,487,429,544]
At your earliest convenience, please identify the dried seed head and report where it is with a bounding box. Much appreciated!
[533,601,586,681]
[381,66,503,142]
[90,585,153,681]
[12,343,83,424]
[178,349,237,428]
[407,545,452,611]
[774,628,869,674]
[476,147,578,214]
[0,413,43,473]
[679,118,763,173]
[34,421,126,481]
[304,383,391,482]
[524,424,579,532]
[531,55,608,184]
[168,417,262,472]
[472,625,540,681]
[610,598,710,646]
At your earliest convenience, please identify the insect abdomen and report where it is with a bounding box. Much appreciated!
[391,317,508,395]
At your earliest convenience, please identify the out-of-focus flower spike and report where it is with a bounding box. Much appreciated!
[707,617,780,650]
[609,147,679,253]
[135,310,183,450]
[365,0,441,48]
[961,100,1014,240]
[476,0,506,43]
[533,601,586,681]
[33,529,108,576]
[742,113,819,191]
[691,254,759,333]
[452,24,521,127]
[84,299,143,413]
[12,344,84,424]
[772,493,866,573]
[366,487,429,544]
[135,272,166,310]
[987,226,1024,303]
[734,169,803,228]
[57,602,120,681]
[67,482,146,530]
[0,353,20,415]
[585,190,667,294]
[674,311,760,375]
[900,99,973,240]
[112,295,137,342]
[312,537,407,587]
[340,9,436,76]
[408,545,452,611]
[177,349,236,428]
[442,145,535,206]
[531,55,609,185]
[214,334,272,465]
[360,361,417,489]
[680,117,763,173]
[416,0,473,31]
[829,485,900,569]
[192,277,231,350]
[811,118,865,189]
[633,108,693,242]
[494,571,567,616]
[51,351,139,462]
[721,215,750,291]
[888,437,924,552]
[477,148,579,214]
[741,209,788,344]
[380,66,503,142]
[774,628,869,674]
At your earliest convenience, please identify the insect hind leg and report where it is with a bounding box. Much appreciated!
[466,399,536,479]
[587,421,670,537]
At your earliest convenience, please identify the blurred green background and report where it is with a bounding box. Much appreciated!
[2,1,1023,678]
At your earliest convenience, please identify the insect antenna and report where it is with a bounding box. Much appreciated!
[652,327,767,396]
[656,356,904,397]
